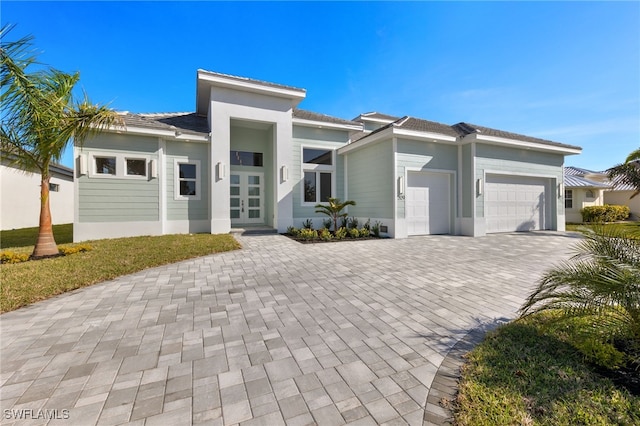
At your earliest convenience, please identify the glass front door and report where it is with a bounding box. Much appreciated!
[230,172,264,224]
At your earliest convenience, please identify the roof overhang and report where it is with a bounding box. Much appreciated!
[464,133,582,155]
[103,125,209,143]
[196,70,306,116]
[292,117,363,132]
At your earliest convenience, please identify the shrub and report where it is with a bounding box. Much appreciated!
[348,217,359,229]
[286,226,299,236]
[59,244,92,256]
[302,219,313,229]
[334,227,347,240]
[371,221,381,238]
[362,219,371,231]
[359,227,371,238]
[318,228,332,241]
[581,205,630,223]
[0,251,30,264]
[348,228,360,238]
[322,218,332,230]
[298,228,318,240]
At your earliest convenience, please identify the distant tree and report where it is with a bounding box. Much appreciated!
[1,25,124,258]
[608,148,640,199]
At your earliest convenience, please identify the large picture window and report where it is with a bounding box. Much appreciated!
[175,160,201,200]
[302,147,334,204]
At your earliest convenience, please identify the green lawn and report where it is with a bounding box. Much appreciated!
[566,221,640,234]
[1,231,240,313]
[454,314,640,425]
[1,223,73,248]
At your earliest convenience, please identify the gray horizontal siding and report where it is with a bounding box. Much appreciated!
[78,177,159,222]
[346,140,393,219]
[166,141,209,221]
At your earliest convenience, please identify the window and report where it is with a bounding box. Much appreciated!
[585,189,595,199]
[230,151,263,167]
[302,147,334,204]
[95,156,116,175]
[49,183,60,192]
[565,189,573,209]
[175,160,200,200]
[126,158,147,177]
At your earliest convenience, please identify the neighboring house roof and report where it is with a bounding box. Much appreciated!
[293,109,361,127]
[564,166,598,176]
[564,175,611,189]
[1,152,74,178]
[607,172,637,191]
[565,165,637,192]
[453,122,581,151]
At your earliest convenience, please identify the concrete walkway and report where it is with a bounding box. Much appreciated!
[0,232,579,425]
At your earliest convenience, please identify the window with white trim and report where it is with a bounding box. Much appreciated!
[95,156,116,175]
[126,158,147,177]
[174,160,201,200]
[302,147,334,204]
[49,183,60,192]
[88,153,150,179]
[565,189,573,209]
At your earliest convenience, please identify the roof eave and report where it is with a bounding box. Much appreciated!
[468,134,582,155]
[103,125,209,142]
[292,117,363,132]
[394,128,457,142]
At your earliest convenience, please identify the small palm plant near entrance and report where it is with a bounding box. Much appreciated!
[519,225,640,371]
[314,198,356,232]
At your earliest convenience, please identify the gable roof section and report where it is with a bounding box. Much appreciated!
[454,122,581,153]
[353,112,401,123]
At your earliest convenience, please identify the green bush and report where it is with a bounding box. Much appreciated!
[334,227,347,240]
[286,226,299,236]
[348,228,360,238]
[581,205,630,223]
[318,228,332,241]
[298,228,318,240]
[359,228,371,238]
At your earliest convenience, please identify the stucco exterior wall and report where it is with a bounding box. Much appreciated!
[1,164,73,230]
[604,190,640,218]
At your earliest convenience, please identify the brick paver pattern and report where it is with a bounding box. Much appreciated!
[0,232,578,425]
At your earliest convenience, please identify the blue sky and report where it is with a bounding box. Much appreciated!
[3,1,639,170]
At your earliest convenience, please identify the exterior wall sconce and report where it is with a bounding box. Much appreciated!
[77,154,87,176]
[216,162,226,181]
[558,182,563,199]
[476,178,483,196]
[150,159,158,179]
[281,165,288,182]
[397,176,405,196]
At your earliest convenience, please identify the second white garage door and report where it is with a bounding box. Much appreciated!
[485,174,549,233]
[406,171,450,235]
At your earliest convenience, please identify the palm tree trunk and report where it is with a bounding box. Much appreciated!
[32,175,58,258]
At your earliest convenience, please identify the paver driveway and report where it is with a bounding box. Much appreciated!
[0,232,579,425]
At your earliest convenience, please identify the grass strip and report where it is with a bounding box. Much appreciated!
[1,223,74,248]
[454,314,640,425]
[1,233,240,313]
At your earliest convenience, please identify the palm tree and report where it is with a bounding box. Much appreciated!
[608,149,640,199]
[1,26,124,258]
[315,198,356,232]
[519,225,640,367]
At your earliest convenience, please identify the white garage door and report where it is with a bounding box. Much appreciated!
[406,171,450,235]
[485,174,549,233]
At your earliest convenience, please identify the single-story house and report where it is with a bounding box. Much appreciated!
[1,157,74,231]
[73,70,582,242]
[563,166,612,223]
[564,166,640,220]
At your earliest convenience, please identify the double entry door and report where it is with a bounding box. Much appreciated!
[230,172,264,224]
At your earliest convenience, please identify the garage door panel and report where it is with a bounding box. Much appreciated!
[485,174,549,234]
